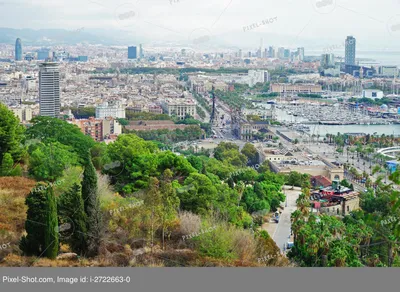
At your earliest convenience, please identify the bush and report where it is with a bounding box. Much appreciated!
[179,211,201,235]
[192,223,234,260]
[230,229,255,262]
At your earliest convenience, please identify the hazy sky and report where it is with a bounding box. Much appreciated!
[1,0,400,49]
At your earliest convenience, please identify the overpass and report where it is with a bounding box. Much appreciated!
[377,147,400,159]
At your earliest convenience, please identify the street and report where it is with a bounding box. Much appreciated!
[269,187,301,252]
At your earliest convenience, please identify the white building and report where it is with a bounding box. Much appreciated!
[95,101,126,119]
[362,89,384,99]
[247,70,269,86]
[39,62,60,117]
[161,98,196,120]
[24,76,37,91]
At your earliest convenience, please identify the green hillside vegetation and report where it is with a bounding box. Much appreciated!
[0,104,289,267]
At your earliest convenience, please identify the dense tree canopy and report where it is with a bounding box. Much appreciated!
[0,104,25,161]
[26,116,95,163]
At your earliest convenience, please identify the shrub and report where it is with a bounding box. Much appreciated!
[191,223,235,260]
[230,228,256,262]
[179,211,201,235]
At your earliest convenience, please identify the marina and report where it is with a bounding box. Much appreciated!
[276,103,396,125]
[259,101,400,136]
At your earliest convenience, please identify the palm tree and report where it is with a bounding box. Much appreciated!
[291,210,303,244]
[296,193,310,217]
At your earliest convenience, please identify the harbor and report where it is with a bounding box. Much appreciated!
[275,103,396,126]
[260,101,400,136]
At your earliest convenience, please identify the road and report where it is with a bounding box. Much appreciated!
[272,188,301,252]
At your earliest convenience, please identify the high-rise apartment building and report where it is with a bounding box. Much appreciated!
[39,62,60,117]
[15,38,22,61]
[321,54,335,68]
[139,44,143,58]
[128,46,137,59]
[278,47,285,59]
[269,46,275,58]
[297,47,305,61]
[284,49,290,59]
[345,36,356,66]
[264,48,268,58]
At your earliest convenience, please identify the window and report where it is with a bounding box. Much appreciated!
[337,208,339,215]
[347,206,350,212]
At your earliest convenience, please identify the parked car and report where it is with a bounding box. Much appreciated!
[273,211,280,223]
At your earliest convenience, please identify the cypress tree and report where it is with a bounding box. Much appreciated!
[82,152,97,215]
[81,151,101,257]
[45,186,59,259]
[20,183,48,256]
[58,183,88,255]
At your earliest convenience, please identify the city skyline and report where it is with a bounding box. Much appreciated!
[0,0,400,50]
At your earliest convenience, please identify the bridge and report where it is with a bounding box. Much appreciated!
[377,147,400,159]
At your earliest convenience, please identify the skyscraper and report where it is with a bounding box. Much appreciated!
[15,38,22,61]
[128,46,137,59]
[321,54,335,68]
[283,49,290,59]
[139,44,144,59]
[345,36,356,66]
[268,46,275,58]
[297,47,305,61]
[278,47,285,59]
[39,62,60,117]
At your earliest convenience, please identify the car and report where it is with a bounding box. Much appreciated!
[286,241,294,250]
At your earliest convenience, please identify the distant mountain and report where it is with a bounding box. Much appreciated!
[0,27,144,46]
[0,27,393,51]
